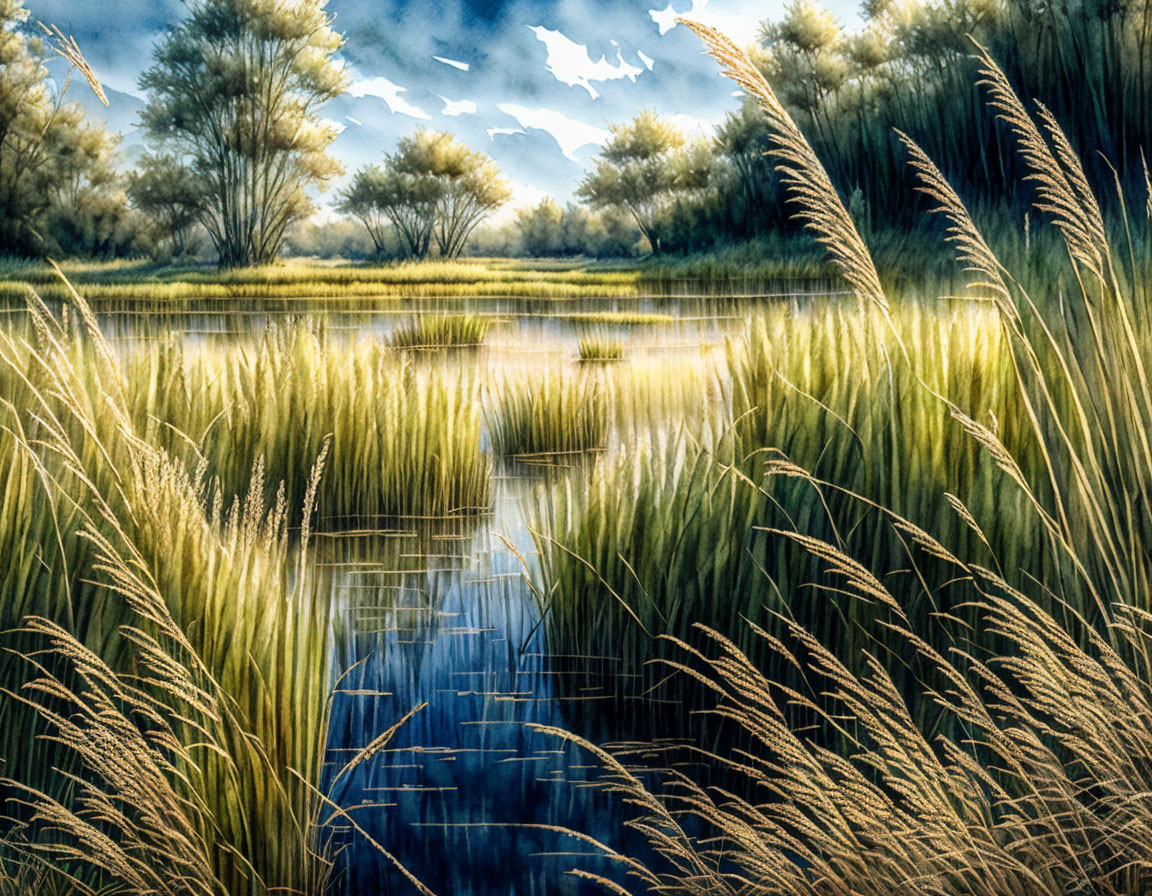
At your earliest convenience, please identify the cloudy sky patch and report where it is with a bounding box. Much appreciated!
[496,103,611,160]
[527,25,645,99]
[28,0,861,208]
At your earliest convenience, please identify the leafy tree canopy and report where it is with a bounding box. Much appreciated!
[341,129,511,260]
[0,0,127,257]
[140,0,347,267]
[127,153,203,258]
[578,112,712,255]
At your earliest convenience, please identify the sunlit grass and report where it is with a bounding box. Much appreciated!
[0,301,337,893]
[0,258,647,304]
[577,332,625,363]
[559,311,677,325]
[535,300,1040,723]
[388,313,490,351]
[488,369,607,461]
[126,323,491,525]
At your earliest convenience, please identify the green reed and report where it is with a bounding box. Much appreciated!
[535,300,1044,729]
[125,322,491,526]
[0,298,337,894]
[489,369,608,460]
[577,332,625,363]
[388,313,490,351]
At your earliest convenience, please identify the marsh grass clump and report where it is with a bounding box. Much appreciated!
[0,259,645,306]
[0,289,338,894]
[126,322,492,525]
[489,370,607,460]
[560,310,676,326]
[607,352,720,444]
[536,429,760,687]
[388,313,490,351]
[539,20,1152,896]
[536,303,1038,728]
[577,332,625,363]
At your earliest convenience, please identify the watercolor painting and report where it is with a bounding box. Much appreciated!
[0,0,1148,893]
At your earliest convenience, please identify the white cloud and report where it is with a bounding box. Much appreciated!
[511,181,552,208]
[440,96,478,116]
[637,50,655,71]
[433,55,471,71]
[489,180,553,225]
[527,25,644,99]
[348,75,431,120]
[346,116,363,127]
[649,0,766,39]
[495,103,610,161]
[487,126,526,139]
[649,2,680,34]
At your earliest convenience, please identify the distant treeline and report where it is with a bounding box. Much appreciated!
[3,0,1147,265]
[488,0,1152,259]
[733,0,1152,244]
[285,203,648,261]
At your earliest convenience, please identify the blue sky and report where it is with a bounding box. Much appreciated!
[29,0,861,212]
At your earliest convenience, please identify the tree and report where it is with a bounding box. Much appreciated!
[0,0,126,256]
[0,0,55,253]
[341,130,511,260]
[338,161,441,259]
[128,154,202,257]
[140,0,347,267]
[283,216,375,259]
[424,133,512,258]
[47,123,139,258]
[337,165,390,257]
[577,112,702,255]
[516,198,564,256]
[759,0,849,147]
[716,102,782,238]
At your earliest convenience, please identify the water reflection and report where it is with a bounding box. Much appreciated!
[4,277,833,359]
[9,276,841,894]
[318,477,655,894]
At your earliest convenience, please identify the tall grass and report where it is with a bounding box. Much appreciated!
[489,370,607,461]
[388,313,490,351]
[0,291,337,893]
[536,301,1042,732]
[125,322,491,525]
[538,20,1152,894]
[577,332,625,363]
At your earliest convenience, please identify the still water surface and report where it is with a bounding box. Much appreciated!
[72,278,836,894]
